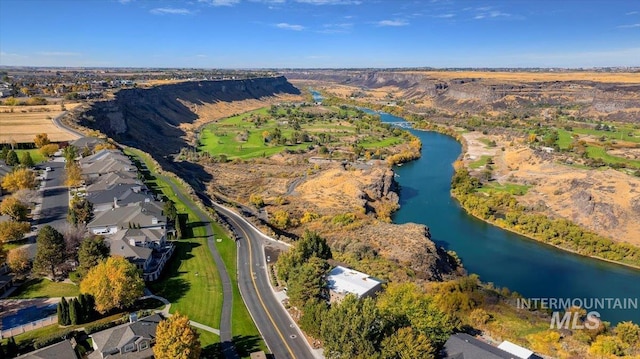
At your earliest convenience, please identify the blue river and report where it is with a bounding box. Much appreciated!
[313,90,640,324]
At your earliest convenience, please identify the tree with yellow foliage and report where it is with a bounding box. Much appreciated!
[1,168,37,193]
[34,133,50,148]
[39,143,59,158]
[80,256,144,313]
[0,197,29,221]
[153,312,201,359]
[64,161,83,188]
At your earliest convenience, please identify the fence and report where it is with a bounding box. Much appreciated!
[1,315,57,339]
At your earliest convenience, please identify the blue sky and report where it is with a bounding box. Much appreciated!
[0,0,638,68]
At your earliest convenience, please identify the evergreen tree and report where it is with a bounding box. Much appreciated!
[0,147,9,161]
[5,150,18,166]
[78,294,88,323]
[19,151,34,167]
[5,337,18,358]
[59,297,70,326]
[33,225,66,278]
[69,298,79,325]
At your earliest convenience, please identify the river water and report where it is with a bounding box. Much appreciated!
[309,90,639,324]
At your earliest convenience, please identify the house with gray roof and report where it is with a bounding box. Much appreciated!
[71,136,105,153]
[16,339,79,359]
[86,183,154,212]
[89,313,162,359]
[80,150,136,178]
[108,228,174,281]
[86,171,141,193]
[87,201,165,236]
[87,201,173,281]
[441,333,539,359]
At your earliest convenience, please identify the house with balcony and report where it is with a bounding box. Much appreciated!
[86,201,173,281]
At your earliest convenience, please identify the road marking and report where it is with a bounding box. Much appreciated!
[230,213,297,359]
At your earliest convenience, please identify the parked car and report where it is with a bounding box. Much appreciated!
[45,166,52,172]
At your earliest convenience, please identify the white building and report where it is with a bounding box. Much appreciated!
[326,266,383,303]
[498,340,535,359]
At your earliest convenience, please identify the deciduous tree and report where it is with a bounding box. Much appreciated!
[153,312,202,359]
[39,143,59,158]
[1,168,37,192]
[34,133,50,148]
[0,220,30,243]
[321,295,386,359]
[0,197,29,221]
[80,256,144,313]
[68,197,93,225]
[381,327,435,359]
[7,247,30,275]
[33,225,66,278]
[615,321,640,346]
[64,161,83,188]
[63,145,78,165]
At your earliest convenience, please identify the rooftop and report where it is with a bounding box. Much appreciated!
[326,266,383,297]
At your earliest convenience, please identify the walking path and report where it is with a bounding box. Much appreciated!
[152,172,238,359]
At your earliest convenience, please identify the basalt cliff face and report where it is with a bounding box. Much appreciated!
[81,76,301,159]
[284,70,640,123]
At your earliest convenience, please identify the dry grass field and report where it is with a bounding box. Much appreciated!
[0,103,82,143]
[402,70,640,83]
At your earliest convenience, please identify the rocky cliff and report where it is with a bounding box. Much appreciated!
[284,70,640,122]
[81,76,300,159]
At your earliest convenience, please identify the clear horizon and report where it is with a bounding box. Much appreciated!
[1,0,639,69]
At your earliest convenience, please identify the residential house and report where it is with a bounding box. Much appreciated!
[85,171,141,194]
[89,314,162,359]
[87,201,174,281]
[87,201,165,236]
[71,136,106,154]
[86,183,153,212]
[441,333,539,359]
[107,228,174,281]
[80,150,136,178]
[326,266,383,303]
[16,339,79,359]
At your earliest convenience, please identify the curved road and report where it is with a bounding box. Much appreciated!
[55,113,314,358]
[212,203,315,359]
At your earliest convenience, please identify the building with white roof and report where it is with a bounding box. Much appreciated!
[498,340,535,359]
[326,265,383,303]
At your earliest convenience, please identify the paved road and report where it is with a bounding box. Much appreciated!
[212,203,315,359]
[51,111,84,138]
[37,158,69,233]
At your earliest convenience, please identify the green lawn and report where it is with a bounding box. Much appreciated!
[14,149,46,164]
[572,126,640,143]
[556,129,573,150]
[198,105,406,160]
[469,155,492,169]
[9,278,79,299]
[478,182,531,196]
[125,148,266,357]
[586,145,640,169]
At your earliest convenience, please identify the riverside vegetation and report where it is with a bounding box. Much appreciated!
[277,231,640,359]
